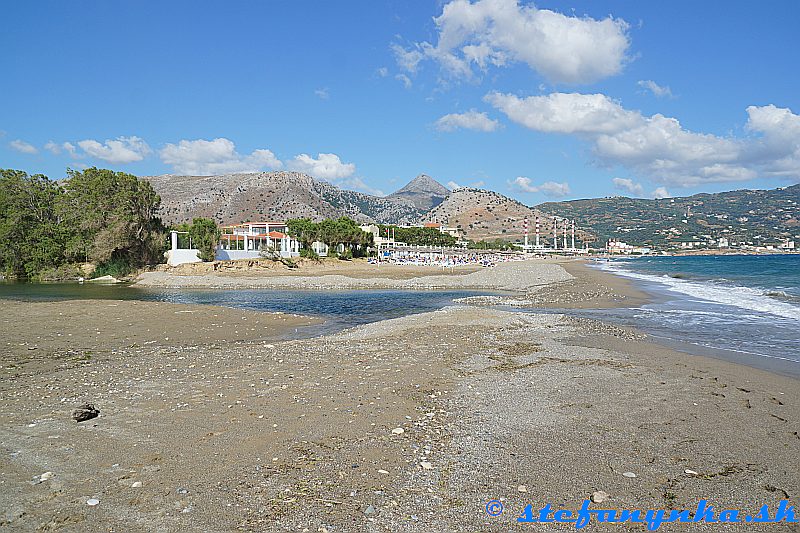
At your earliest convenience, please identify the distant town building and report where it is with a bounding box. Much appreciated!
[606,239,651,255]
[422,222,462,239]
[607,239,635,254]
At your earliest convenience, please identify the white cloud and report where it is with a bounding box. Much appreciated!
[288,153,356,181]
[62,142,78,158]
[489,91,800,187]
[160,138,282,175]
[9,139,38,154]
[395,73,412,89]
[652,187,671,199]
[395,0,631,84]
[446,179,484,189]
[47,140,81,158]
[314,88,329,100]
[485,92,640,134]
[435,109,500,132]
[391,43,424,74]
[744,104,800,177]
[637,80,673,98]
[376,67,388,77]
[44,141,61,155]
[612,177,644,196]
[538,181,571,197]
[77,136,151,163]
[512,176,571,198]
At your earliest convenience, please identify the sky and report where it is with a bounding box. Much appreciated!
[2,0,799,203]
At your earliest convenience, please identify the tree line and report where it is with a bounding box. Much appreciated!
[0,168,166,280]
[287,217,373,258]
[377,225,457,247]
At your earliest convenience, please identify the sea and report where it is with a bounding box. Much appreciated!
[0,283,492,338]
[584,254,800,377]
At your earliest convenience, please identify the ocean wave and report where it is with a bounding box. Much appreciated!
[597,262,800,321]
[635,308,767,322]
[765,290,800,304]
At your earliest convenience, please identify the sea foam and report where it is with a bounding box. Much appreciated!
[597,261,800,321]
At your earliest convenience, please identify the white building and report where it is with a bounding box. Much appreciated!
[607,239,635,254]
[166,221,302,266]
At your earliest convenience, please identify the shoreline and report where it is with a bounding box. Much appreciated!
[133,258,574,292]
[1,260,797,531]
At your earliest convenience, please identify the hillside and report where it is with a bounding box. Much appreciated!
[425,187,592,242]
[537,184,800,247]
[386,174,450,211]
[143,171,423,226]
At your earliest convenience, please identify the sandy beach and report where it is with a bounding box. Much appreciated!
[1,260,797,532]
[134,257,575,292]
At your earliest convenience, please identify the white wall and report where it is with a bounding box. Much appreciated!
[216,249,261,261]
[166,249,202,266]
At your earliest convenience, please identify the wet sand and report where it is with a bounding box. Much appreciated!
[1,299,318,380]
[1,261,797,532]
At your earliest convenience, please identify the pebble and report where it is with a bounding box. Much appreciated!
[391,428,405,435]
[684,469,699,475]
[131,481,142,488]
[517,485,527,493]
[377,469,389,475]
[420,461,433,470]
[40,472,54,481]
[622,472,636,478]
[364,505,375,515]
[591,490,610,503]
[177,487,189,494]
[86,499,100,506]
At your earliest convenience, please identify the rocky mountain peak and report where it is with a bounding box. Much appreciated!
[386,174,450,211]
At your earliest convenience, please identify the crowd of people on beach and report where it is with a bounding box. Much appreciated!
[367,251,528,268]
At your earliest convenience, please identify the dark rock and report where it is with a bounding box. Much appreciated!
[72,404,100,422]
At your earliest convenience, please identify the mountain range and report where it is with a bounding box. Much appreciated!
[539,184,799,246]
[143,171,423,226]
[144,171,799,245]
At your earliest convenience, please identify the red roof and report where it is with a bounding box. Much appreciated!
[267,231,286,239]
[424,222,441,228]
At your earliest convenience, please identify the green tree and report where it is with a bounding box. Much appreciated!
[467,239,514,250]
[188,218,221,262]
[317,217,372,252]
[0,169,70,278]
[286,218,319,248]
[58,167,166,270]
[378,225,457,247]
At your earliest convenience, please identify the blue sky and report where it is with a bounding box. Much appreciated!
[2,1,799,203]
